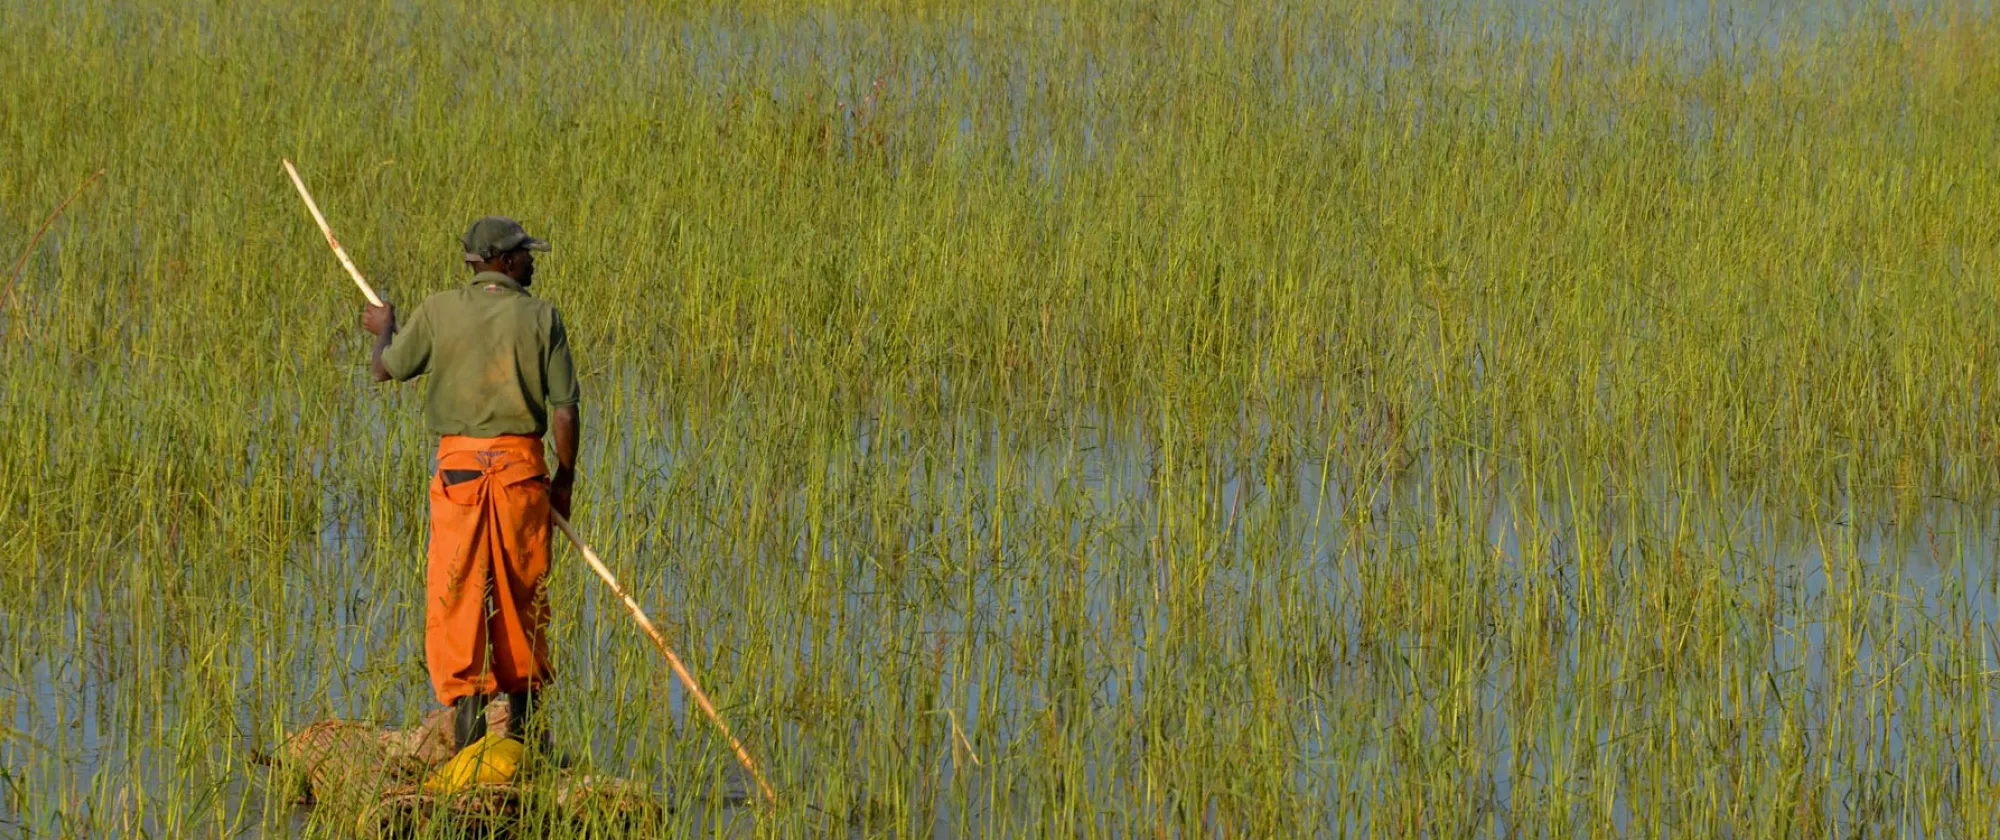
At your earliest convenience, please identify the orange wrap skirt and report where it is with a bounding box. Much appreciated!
[426,434,554,705]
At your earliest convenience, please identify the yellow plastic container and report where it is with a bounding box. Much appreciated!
[422,733,524,794]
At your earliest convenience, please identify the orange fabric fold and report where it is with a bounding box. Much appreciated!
[425,434,554,705]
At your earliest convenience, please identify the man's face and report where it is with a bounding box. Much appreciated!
[502,249,537,286]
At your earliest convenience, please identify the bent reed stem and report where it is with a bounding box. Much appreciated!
[2,168,105,315]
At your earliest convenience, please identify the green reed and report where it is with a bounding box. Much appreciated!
[3,0,2000,836]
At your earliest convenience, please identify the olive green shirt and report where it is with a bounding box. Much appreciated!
[381,272,580,437]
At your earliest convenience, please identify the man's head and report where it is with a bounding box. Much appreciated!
[462,217,550,286]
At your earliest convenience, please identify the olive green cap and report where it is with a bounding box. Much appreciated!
[460,216,551,262]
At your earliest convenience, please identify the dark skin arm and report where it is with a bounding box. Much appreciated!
[550,405,579,519]
[362,303,396,382]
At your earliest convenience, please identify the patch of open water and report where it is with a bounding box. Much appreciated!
[6,407,1997,835]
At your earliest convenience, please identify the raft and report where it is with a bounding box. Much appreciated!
[265,700,665,838]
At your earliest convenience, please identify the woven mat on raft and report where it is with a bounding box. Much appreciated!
[264,701,663,837]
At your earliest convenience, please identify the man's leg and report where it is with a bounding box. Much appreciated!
[427,465,499,713]
[487,472,555,752]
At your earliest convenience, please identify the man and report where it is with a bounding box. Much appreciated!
[360,216,581,753]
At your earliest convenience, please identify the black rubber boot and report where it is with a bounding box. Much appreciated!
[453,693,490,750]
[508,690,569,769]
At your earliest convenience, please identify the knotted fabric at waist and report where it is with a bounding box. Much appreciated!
[435,434,547,487]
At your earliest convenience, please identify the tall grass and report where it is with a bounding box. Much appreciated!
[3,0,2000,835]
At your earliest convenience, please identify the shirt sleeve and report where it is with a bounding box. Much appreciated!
[380,301,433,381]
[545,308,581,407]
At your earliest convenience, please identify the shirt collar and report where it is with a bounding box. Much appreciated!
[470,271,529,295]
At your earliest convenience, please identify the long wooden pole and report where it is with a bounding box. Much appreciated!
[282,159,383,307]
[281,159,777,807]
[550,514,779,805]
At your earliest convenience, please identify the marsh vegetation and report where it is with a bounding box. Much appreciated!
[4,0,2000,835]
